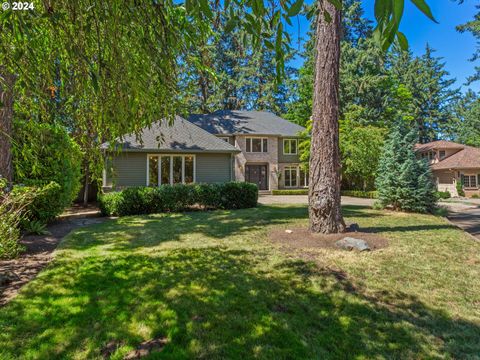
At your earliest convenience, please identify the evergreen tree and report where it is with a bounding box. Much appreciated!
[457,5,480,84]
[376,122,437,213]
[388,45,460,142]
[450,90,480,147]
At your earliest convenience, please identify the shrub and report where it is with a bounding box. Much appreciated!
[435,191,451,200]
[99,182,258,216]
[272,189,308,195]
[0,180,32,259]
[13,121,82,221]
[12,181,63,223]
[456,181,465,197]
[471,194,480,199]
[341,190,378,199]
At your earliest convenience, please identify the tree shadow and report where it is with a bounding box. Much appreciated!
[0,248,477,359]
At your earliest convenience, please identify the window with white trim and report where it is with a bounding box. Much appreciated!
[283,139,298,155]
[439,150,446,159]
[284,166,297,187]
[463,174,477,189]
[246,137,267,153]
[148,154,195,186]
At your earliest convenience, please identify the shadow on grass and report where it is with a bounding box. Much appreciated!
[0,247,477,359]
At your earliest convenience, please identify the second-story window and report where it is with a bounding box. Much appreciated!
[439,150,446,159]
[246,137,267,153]
[218,137,230,142]
[283,139,298,155]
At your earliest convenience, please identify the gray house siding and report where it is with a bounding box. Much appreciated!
[277,138,301,163]
[196,153,232,183]
[109,152,147,187]
[106,152,232,188]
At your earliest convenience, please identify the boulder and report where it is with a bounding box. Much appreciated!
[336,237,371,252]
[0,271,18,286]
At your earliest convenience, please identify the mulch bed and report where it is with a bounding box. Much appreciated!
[0,212,106,306]
[269,227,389,251]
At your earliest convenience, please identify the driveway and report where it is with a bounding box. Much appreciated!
[258,195,374,207]
[442,201,480,240]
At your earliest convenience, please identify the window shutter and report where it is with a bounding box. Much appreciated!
[460,174,465,185]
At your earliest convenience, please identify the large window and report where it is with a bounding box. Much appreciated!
[246,137,267,153]
[284,166,308,188]
[283,139,298,155]
[284,166,298,188]
[463,174,477,189]
[148,154,195,186]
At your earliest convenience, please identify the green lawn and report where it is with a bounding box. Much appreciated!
[1,205,479,359]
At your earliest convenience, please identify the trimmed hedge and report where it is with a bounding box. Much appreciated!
[341,190,378,199]
[272,189,308,195]
[271,189,378,199]
[99,182,258,216]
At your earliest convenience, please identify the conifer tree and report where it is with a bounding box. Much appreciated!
[376,122,437,213]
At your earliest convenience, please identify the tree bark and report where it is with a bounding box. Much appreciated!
[83,164,89,207]
[0,68,16,185]
[308,1,346,233]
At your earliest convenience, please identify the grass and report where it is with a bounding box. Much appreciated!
[0,205,479,359]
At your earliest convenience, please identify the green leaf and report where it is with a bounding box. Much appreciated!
[392,0,404,24]
[410,0,438,23]
[397,31,408,50]
[287,0,304,17]
[328,0,343,11]
[323,10,332,23]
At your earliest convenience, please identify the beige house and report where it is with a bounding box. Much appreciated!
[188,111,306,192]
[415,140,480,197]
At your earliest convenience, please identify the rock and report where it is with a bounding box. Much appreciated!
[285,229,293,234]
[348,223,360,232]
[336,237,371,252]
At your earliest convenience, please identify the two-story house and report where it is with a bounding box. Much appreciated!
[102,111,306,192]
[188,110,306,191]
[415,140,480,197]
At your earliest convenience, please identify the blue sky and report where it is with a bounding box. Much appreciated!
[288,0,479,93]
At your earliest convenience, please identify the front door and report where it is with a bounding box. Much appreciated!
[245,164,268,190]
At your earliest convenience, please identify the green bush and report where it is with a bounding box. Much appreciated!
[272,189,308,195]
[99,182,258,216]
[12,181,63,223]
[341,190,378,199]
[435,191,451,200]
[13,121,82,221]
[456,181,465,197]
[471,194,480,199]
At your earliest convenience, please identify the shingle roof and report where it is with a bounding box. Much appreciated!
[103,116,239,153]
[187,110,305,136]
[431,146,480,170]
[415,140,465,152]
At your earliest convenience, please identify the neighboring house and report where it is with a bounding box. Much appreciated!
[188,110,306,191]
[102,111,306,192]
[102,116,240,190]
[415,140,480,197]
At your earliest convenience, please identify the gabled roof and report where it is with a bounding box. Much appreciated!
[431,146,480,170]
[415,140,465,152]
[188,110,305,136]
[103,116,239,153]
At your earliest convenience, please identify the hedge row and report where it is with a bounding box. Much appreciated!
[341,190,378,199]
[99,182,258,216]
[272,189,308,195]
[271,189,378,199]
[435,191,451,200]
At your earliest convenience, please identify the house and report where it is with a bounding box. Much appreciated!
[102,111,306,191]
[102,116,240,189]
[415,140,480,197]
[188,110,306,191]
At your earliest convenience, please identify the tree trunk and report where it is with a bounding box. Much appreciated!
[83,165,89,207]
[0,68,16,185]
[308,1,346,233]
